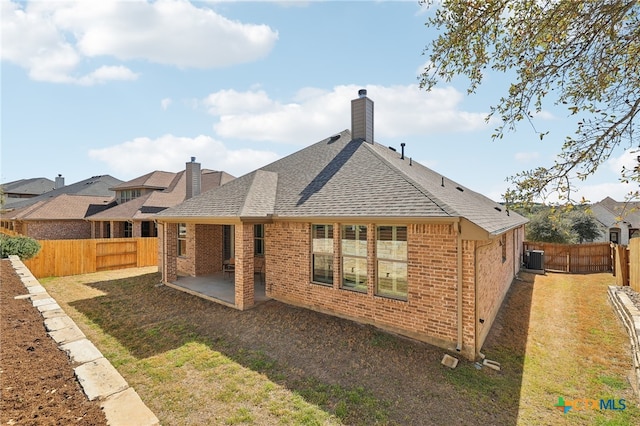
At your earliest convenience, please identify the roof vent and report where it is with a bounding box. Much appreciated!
[456,186,464,192]
[358,89,367,98]
[388,146,396,152]
[494,206,502,212]
[401,143,405,160]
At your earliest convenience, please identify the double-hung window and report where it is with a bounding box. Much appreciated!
[341,225,367,292]
[376,226,407,300]
[312,224,333,285]
[177,223,187,256]
[254,224,265,256]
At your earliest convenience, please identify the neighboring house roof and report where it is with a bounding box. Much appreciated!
[87,169,235,221]
[1,178,55,197]
[5,194,115,220]
[157,131,527,236]
[591,197,640,228]
[110,171,179,191]
[2,175,122,211]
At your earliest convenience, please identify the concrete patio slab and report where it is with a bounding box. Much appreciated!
[48,324,86,344]
[60,339,104,364]
[100,388,160,426]
[75,358,129,401]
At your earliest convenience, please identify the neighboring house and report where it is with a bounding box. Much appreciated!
[86,159,234,239]
[2,194,115,239]
[0,175,122,235]
[591,197,640,245]
[154,90,528,360]
[1,176,58,204]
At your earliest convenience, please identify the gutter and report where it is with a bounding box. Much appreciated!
[455,218,463,353]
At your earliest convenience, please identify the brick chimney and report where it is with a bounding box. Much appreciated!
[185,157,201,199]
[54,174,65,189]
[351,89,374,143]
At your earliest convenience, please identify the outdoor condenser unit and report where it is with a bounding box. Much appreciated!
[526,250,545,270]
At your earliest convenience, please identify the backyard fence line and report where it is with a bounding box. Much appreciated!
[523,241,612,273]
[617,238,640,291]
[22,237,158,278]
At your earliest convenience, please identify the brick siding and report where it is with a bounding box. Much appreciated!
[263,221,523,359]
[22,220,92,240]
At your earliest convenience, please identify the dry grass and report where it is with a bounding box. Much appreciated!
[40,267,640,425]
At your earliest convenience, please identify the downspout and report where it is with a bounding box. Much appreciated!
[456,219,463,353]
[162,221,167,283]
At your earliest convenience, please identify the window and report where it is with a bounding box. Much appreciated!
[610,229,620,244]
[118,189,141,204]
[341,225,367,292]
[124,222,133,238]
[312,224,333,285]
[254,224,265,256]
[376,226,407,300]
[178,223,187,256]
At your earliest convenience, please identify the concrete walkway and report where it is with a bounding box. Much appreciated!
[8,256,159,426]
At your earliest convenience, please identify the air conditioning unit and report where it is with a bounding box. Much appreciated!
[526,250,545,270]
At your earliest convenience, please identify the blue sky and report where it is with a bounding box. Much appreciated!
[2,0,637,203]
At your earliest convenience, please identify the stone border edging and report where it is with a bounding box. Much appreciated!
[607,285,640,400]
[7,256,160,426]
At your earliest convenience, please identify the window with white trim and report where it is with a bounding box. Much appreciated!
[341,225,367,292]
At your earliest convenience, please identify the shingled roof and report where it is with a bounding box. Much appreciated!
[157,131,527,236]
[6,194,114,220]
[88,169,235,221]
[3,175,122,210]
[1,178,55,198]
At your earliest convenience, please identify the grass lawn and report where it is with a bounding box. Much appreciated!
[41,268,640,425]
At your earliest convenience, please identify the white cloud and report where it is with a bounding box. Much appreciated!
[87,134,279,179]
[607,147,639,175]
[77,66,139,86]
[514,151,540,162]
[1,0,278,84]
[161,98,172,110]
[205,84,489,144]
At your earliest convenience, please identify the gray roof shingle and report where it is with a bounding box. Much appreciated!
[157,131,527,235]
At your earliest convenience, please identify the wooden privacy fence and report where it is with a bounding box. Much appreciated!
[522,241,612,273]
[614,238,640,290]
[22,237,158,278]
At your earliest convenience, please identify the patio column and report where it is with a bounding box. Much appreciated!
[234,223,255,310]
[163,222,178,283]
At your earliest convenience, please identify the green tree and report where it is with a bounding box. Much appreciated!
[569,210,603,243]
[420,0,640,204]
[526,211,571,243]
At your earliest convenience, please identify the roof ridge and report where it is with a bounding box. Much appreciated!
[362,142,456,216]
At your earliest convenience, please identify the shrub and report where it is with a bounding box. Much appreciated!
[0,234,41,260]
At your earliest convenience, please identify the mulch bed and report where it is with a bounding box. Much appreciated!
[0,260,107,425]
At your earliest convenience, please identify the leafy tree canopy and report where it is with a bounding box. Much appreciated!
[420,0,640,205]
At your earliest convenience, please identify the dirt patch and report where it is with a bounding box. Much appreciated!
[0,260,107,425]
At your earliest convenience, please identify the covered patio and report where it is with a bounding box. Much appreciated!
[165,271,269,309]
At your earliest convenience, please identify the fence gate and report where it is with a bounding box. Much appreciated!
[523,242,612,273]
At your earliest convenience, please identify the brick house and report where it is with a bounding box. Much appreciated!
[86,160,234,239]
[1,175,122,238]
[2,194,114,239]
[155,90,528,360]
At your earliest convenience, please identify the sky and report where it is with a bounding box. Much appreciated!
[2,0,638,204]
